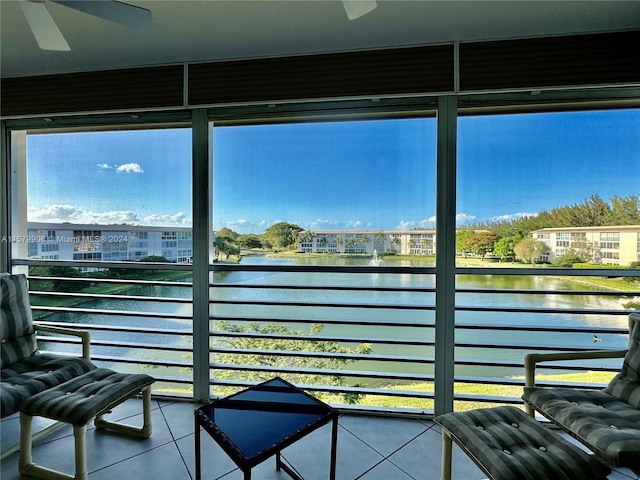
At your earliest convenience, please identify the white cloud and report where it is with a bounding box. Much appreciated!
[345,220,363,228]
[91,210,140,224]
[28,204,194,227]
[489,212,536,222]
[96,163,112,170]
[29,204,80,222]
[142,212,191,226]
[395,218,436,230]
[456,213,476,225]
[116,163,144,174]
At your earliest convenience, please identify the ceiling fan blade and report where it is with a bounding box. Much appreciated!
[19,0,70,51]
[52,0,152,32]
[343,0,377,20]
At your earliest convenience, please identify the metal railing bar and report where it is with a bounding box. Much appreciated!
[456,324,628,334]
[455,266,640,277]
[453,376,609,390]
[209,379,436,400]
[31,291,192,303]
[210,264,435,275]
[88,340,192,352]
[457,288,640,296]
[209,299,433,310]
[36,321,190,336]
[455,305,632,316]
[37,336,191,352]
[454,376,524,386]
[32,306,192,319]
[28,276,192,288]
[143,375,193,385]
[209,315,433,328]
[210,363,434,382]
[90,354,191,369]
[525,363,622,372]
[212,331,432,346]
[210,347,432,363]
[210,283,436,294]
[209,282,637,297]
[456,359,618,372]
[453,394,522,404]
[14,259,193,271]
[454,342,625,352]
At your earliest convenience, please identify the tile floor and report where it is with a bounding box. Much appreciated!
[1,397,638,480]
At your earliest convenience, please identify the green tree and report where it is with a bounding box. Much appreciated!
[358,234,371,248]
[217,227,239,242]
[264,222,303,250]
[237,234,262,250]
[467,231,498,259]
[493,236,519,262]
[551,251,584,267]
[214,236,239,260]
[570,238,598,263]
[212,321,372,404]
[514,237,550,265]
[50,266,86,292]
[456,228,475,257]
[610,194,640,225]
[391,236,401,252]
[28,265,55,291]
[302,230,314,244]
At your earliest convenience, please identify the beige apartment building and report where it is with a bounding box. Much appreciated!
[532,225,640,265]
[298,230,436,256]
[22,222,193,264]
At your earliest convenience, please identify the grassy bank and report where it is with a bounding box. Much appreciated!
[155,370,618,412]
[325,370,618,412]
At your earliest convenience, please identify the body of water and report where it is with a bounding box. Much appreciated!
[41,256,634,385]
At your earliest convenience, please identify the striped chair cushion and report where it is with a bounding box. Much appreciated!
[522,386,640,467]
[604,313,640,409]
[435,406,610,480]
[21,368,155,426]
[1,273,37,369]
[1,352,96,418]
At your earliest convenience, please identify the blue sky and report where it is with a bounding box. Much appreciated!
[26,109,639,233]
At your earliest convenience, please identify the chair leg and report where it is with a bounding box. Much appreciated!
[19,412,33,473]
[20,412,87,480]
[94,385,153,438]
[74,425,88,480]
[441,429,452,480]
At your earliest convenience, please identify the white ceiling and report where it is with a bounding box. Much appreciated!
[2,1,640,79]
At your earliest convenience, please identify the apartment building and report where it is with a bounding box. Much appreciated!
[532,225,640,265]
[298,230,436,255]
[24,222,193,264]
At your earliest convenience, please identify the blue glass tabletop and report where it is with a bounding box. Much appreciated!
[197,377,337,461]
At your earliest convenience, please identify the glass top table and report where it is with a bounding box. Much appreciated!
[195,377,338,480]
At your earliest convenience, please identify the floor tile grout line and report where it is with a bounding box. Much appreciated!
[339,420,430,460]
[158,402,194,480]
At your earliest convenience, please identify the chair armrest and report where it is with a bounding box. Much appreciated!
[34,323,91,360]
[524,349,627,387]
